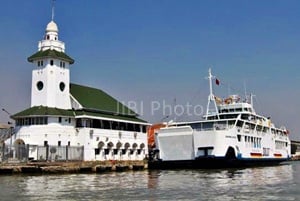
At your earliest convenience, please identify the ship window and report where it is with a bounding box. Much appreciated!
[228,120,235,125]
[256,125,263,131]
[237,135,241,142]
[44,141,48,146]
[191,123,202,130]
[236,108,242,112]
[50,60,54,66]
[58,117,62,123]
[241,114,249,120]
[236,120,244,127]
[202,122,214,130]
[58,141,61,146]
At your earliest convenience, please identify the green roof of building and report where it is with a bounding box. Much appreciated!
[12,106,146,123]
[12,106,75,118]
[28,49,75,64]
[70,83,137,117]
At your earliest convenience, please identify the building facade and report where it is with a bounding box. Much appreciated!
[6,18,149,161]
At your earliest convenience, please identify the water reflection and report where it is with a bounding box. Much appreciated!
[0,162,299,201]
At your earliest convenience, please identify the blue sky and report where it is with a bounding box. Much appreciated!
[0,0,299,140]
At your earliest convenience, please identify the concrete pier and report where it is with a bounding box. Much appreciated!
[0,160,147,174]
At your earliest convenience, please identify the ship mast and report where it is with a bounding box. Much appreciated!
[205,68,219,119]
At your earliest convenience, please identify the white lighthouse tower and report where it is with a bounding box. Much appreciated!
[28,6,74,110]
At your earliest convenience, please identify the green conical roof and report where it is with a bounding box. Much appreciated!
[28,49,74,64]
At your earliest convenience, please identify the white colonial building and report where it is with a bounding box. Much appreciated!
[5,18,149,162]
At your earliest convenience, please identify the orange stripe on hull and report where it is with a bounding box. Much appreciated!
[250,152,263,158]
[274,153,282,157]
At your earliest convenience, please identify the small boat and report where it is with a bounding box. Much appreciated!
[148,69,291,169]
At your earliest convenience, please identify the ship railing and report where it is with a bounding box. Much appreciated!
[192,119,236,131]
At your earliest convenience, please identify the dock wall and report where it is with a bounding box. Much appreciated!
[0,160,147,174]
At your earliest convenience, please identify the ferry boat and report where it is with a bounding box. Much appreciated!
[149,69,291,168]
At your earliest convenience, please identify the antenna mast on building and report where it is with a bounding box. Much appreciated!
[51,0,56,21]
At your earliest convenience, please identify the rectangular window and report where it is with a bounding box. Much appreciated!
[68,141,70,146]
[237,135,241,142]
[44,141,48,146]
[95,148,100,155]
[104,149,109,155]
[44,117,48,125]
[142,125,147,133]
[58,117,62,123]
[58,141,61,146]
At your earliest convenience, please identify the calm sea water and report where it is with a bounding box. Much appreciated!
[0,162,299,201]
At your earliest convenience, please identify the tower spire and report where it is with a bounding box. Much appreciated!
[51,0,55,21]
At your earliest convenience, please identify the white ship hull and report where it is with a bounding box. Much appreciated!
[155,125,289,157]
[150,124,290,168]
